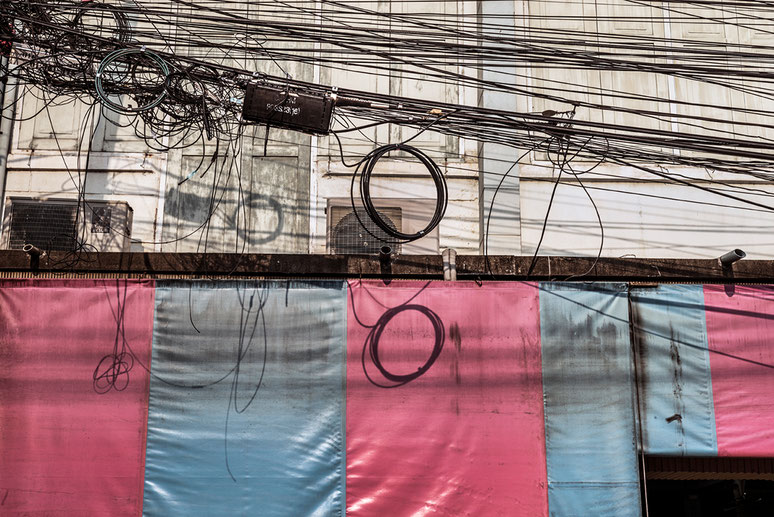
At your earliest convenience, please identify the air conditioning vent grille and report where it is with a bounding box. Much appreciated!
[91,206,112,233]
[8,201,78,251]
[330,206,402,255]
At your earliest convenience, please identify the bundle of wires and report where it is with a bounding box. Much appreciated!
[5,0,774,174]
[4,0,774,254]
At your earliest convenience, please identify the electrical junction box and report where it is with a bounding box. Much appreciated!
[241,83,334,135]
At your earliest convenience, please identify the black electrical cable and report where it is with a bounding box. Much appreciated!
[9,0,774,171]
[526,135,571,277]
[9,0,774,258]
[352,143,448,243]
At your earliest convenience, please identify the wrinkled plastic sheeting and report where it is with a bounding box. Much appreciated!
[142,280,346,516]
[704,285,774,456]
[0,279,155,516]
[539,283,641,517]
[630,285,717,456]
[346,281,548,517]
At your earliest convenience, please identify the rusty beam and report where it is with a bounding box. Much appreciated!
[1,250,774,282]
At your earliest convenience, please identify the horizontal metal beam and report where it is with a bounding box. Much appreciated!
[1,250,774,282]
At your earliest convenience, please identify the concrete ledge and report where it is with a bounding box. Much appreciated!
[1,250,773,282]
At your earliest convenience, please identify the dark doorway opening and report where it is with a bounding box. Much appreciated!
[644,456,774,517]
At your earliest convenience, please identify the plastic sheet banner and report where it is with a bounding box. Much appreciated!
[7,278,774,517]
[631,285,774,458]
[539,283,641,517]
[630,285,718,456]
[0,279,155,516]
[346,281,548,516]
[704,285,774,457]
[142,280,346,516]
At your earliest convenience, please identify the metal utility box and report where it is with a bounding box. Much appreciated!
[241,84,334,134]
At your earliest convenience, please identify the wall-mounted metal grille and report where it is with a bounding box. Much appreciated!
[7,200,78,251]
[329,206,402,255]
[91,206,112,233]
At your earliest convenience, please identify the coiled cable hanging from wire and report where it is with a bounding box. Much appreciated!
[95,47,170,114]
[70,2,132,46]
[351,143,448,244]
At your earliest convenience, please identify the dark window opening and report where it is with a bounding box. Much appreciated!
[644,456,774,517]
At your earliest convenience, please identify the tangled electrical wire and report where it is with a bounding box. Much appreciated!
[2,0,245,153]
[4,0,774,255]
[5,0,774,175]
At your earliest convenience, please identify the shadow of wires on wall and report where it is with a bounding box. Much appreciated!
[93,279,271,481]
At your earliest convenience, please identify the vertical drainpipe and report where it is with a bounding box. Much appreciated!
[308,0,323,254]
[0,56,17,238]
[479,0,522,255]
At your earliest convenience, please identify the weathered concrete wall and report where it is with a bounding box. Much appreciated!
[160,131,312,253]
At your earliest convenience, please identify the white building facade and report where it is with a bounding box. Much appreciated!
[2,0,772,259]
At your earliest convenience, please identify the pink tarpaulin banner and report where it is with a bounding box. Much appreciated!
[0,279,155,515]
[346,281,547,516]
[704,285,774,457]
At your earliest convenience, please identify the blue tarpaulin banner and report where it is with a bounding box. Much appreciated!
[142,280,346,516]
[630,285,718,456]
[539,283,641,517]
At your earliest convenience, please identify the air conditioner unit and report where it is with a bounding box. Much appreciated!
[326,198,439,255]
[329,205,403,255]
[2,198,133,252]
